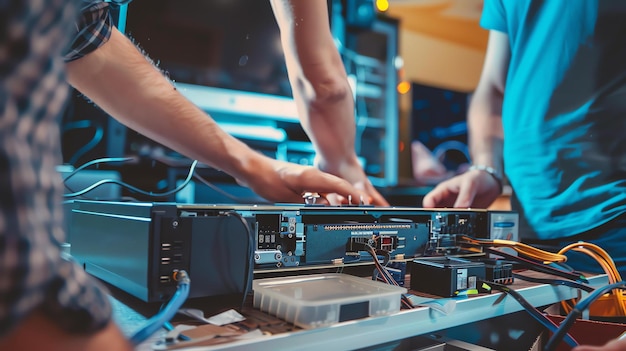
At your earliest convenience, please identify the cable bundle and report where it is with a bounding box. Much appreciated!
[558,242,626,317]
[459,235,568,263]
[355,242,414,310]
[460,236,626,317]
[545,281,626,351]
[458,236,626,349]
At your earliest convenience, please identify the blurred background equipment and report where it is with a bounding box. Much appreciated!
[61,0,401,203]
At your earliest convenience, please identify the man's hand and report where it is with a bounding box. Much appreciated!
[422,169,502,208]
[235,156,375,206]
[317,155,389,206]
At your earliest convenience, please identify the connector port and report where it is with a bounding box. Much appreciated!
[379,235,397,252]
[346,235,398,253]
[161,243,171,251]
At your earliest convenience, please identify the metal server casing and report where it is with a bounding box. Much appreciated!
[70,200,252,303]
[69,201,519,302]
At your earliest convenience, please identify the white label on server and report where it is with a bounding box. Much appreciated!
[468,276,477,289]
[457,268,468,289]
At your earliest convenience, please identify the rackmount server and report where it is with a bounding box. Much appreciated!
[69,200,518,302]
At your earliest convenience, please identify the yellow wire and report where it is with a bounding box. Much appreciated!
[459,237,626,316]
[459,236,568,263]
[558,241,626,317]
[558,242,622,281]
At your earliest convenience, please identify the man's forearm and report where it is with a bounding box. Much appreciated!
[466,31,509,180]
[65,27,263,182]
[467,84,504,179]
[272,0,360,168]
[296,75,360,169]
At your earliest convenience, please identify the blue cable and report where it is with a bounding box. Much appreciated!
[481,280,579,348]
[163,322,191,341]
[61,120,105,165]
[130,271,191,345]
[544,281,626,351]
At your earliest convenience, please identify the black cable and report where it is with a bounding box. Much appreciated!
[192,173,246,203]
[544,281,626,351]
[62,120,105,165]
[62,156,136,198]
[364,245,414,309]
[65,156,248,202]
[512,273,595,293]
[485,247,587,283]
[62,156,136,184]
[368,246,395,285]
[480,280,579,348]
[64,160,198,199]
[375,248,391,266]
[224,211,255,308]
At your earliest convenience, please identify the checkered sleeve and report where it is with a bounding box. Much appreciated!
[40,255,115,334]
[1,0,127,338]
[64,1,115,61]
[38,0,137,335]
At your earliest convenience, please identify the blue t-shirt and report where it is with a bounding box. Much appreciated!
[481,0,626,240]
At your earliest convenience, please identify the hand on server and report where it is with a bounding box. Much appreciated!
[422,166,502,209]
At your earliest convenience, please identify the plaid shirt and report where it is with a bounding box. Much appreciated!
[0,0,129,336]
[66,1,132,61]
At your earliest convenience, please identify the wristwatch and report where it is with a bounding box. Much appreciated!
[468,164,503,192]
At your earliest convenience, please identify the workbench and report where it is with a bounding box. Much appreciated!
[111,271,610,351]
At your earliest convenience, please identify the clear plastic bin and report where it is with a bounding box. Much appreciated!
[253,273,407,329]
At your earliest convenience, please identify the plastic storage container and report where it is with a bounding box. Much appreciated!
[253,273,407,329]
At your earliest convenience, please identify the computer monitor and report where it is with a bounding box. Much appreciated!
[124,0,299,123]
